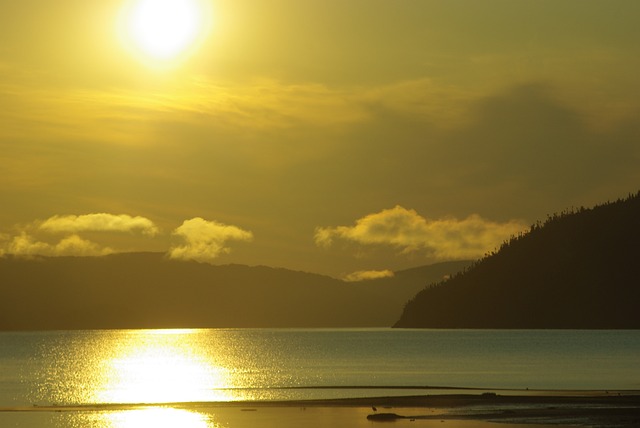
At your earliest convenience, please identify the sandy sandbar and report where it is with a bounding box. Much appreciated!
[2,391,639,428]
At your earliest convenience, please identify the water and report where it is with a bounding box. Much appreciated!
[1,329,639,427]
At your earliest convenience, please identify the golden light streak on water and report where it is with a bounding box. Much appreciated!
[96,330,235,404]
[102,408,212,428]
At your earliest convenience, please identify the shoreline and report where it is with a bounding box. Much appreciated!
[3,391,640,427]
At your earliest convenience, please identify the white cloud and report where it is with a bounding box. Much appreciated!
[3,233,50,256]
[315,205,526,260]
[168,217,253,263]
[2,232,113,257]
[39,213,159,236]
[344,269,395,282]
[0,212,157,258]
[54,234,114,256]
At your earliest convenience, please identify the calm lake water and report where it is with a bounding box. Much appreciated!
[1,329,639,427]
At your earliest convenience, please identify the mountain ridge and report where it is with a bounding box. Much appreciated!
[0,253,470,330]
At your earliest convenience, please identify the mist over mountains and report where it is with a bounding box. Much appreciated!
[0,253,469,330]
[395,192,640,328]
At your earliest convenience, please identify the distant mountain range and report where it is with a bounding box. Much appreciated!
[394,192,640,328]
[0,253,469,330]
[5,192,638,330]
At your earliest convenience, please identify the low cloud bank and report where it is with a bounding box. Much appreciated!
[1,214,254,262]
[343,269,395,282]
[0,212,159,257]
[2,232,114,257]
[39,213,159,236]
[315,205,526,260]
[168,217,253,263]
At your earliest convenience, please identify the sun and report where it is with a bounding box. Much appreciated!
[120,0,210,65]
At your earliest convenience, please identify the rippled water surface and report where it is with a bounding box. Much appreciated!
[1,328,639,409]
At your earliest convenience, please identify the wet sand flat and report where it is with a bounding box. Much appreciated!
[2,392,639,428]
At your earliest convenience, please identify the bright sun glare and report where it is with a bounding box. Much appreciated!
[121,0,209,64]
[98,332,234,404]
[106,408,209,428]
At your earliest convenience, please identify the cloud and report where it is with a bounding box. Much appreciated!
[2,232,113,257]
[343,269,395,282]
[315,206,526,260]
[39,213,159,236]
[168,217,253,263]
[0,74,370,150]
[0,213,158,258]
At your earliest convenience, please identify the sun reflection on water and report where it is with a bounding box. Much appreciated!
[97,330,235,404]
[103,408,211,428]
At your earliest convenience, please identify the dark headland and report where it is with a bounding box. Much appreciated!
[394,191,640,328]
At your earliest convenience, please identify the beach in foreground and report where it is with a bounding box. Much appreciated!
[2,391,639,428]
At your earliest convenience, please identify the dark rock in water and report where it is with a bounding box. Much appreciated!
[367,413,405,421]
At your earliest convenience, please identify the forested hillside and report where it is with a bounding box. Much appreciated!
[395,192,640,328]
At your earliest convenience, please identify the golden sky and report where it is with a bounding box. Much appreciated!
[1,0,639,278]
